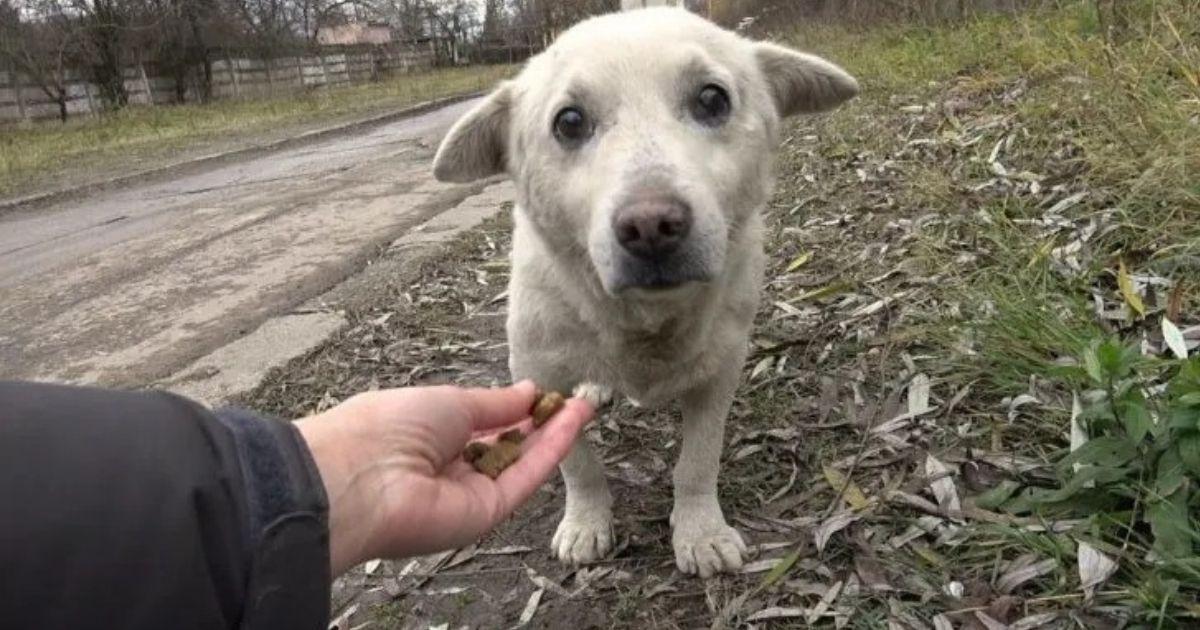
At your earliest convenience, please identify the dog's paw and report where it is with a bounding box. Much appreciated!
[551,507,614,564]
[571,382,613,409]
[672,513,748,578]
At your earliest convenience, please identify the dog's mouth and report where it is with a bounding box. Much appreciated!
[608,257,713,295]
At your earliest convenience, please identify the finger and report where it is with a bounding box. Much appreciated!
[491,399,594,514]
[459,380,538,432]
[470,417,535,442]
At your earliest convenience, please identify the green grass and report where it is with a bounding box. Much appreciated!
[0,64,515,198]
[785,0,1200,389]
[763,0,1200,624]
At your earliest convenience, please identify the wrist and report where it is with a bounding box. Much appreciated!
[295,413,382,576]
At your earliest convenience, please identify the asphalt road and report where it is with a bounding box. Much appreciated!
[0,97,486,386]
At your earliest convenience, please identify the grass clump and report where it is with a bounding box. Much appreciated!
[758,0,1200,625]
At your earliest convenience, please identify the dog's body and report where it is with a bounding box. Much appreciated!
[433,7,857,577]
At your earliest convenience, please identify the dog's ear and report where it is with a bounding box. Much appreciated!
[433,83,512,182]
[755,43,858,117]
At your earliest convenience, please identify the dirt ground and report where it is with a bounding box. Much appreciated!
[237,8,1200,626]
[242,213,796,630]
[237,113,1044,627]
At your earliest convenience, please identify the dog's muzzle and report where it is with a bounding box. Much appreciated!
[608,196,711,292]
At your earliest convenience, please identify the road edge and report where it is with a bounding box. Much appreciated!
[159,180,514,408]
[0,91,482,217]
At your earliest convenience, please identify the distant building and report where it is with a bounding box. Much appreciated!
[317,23,392,46]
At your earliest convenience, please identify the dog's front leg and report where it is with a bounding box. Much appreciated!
[551,435,615,564]
[672,366,747,577]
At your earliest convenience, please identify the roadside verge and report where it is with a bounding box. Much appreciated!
[0,92,482,217]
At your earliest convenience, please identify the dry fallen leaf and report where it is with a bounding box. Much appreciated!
[525,568,570,597]
[1077,540,1118,596]
[815,511,861,552]
[823,464,871,510]
[1006,394,1039,422]
[1167,281,1186,321]
[854,553,893,592]
[908,373,931,415]
[751,356,775,380]
[478,545,533,556]
[925,454,962,517]
[1117,261,1145,317]
[328,603,359,630]
[741,558,785,574]
[746,607,806,622]
[996,556,1057,594]
[1010,612,1060,629]
[785,251,813,272]
[514,588,544,628]
[806,579,844,625]
[1163,317,1189,359]
[973,611,1009,630]
[1046,191,1087,214]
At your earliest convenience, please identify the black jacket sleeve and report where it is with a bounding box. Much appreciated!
[0,381,331,630]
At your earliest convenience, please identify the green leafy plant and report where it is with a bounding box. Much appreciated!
[1007,338,1200,579]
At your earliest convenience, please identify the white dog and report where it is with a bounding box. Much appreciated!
[433,7,857,577]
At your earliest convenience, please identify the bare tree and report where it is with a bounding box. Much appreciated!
[0,1,77,121]
[147,0,219,102]
[65,0,134,108]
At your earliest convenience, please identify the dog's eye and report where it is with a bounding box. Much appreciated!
[553,107,592,146]
[691,84,731,126]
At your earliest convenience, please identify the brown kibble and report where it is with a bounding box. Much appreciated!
[463,441,489,464]
[531,390,566,427]
[468,439,523,479]
[463,388,565,478]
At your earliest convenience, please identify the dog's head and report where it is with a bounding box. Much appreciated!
[433,8,857,297]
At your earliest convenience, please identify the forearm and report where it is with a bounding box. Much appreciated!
[0,381,331,630]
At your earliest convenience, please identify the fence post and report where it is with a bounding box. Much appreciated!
[8,69,26,120]
[319,52,330,89]
[224,51,240,97]
[294,54,304,91]
[83,78,97,116]
[264,57,274,94]
[138,61,153,105]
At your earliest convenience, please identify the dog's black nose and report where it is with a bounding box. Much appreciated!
[612,197,692,260]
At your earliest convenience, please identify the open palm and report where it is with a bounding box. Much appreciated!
[297,381,593,573]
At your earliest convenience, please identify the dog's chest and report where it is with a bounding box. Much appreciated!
[595,317,721,405]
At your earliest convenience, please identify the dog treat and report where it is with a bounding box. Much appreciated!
[462,442,490,465]
[531,390,566,427]
[465,429,526,479]
[464,389,566,478]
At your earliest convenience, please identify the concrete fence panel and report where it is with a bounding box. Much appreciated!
[1,43,438,122]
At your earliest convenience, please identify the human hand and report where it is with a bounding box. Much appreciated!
[295,381,593,575]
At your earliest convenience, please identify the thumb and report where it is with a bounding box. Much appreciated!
[491,399,594,514]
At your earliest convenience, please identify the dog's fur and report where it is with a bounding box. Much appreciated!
[433,7,857,577]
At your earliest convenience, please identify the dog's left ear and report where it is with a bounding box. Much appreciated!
[433,82,512,183]
[755,43,859,117]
